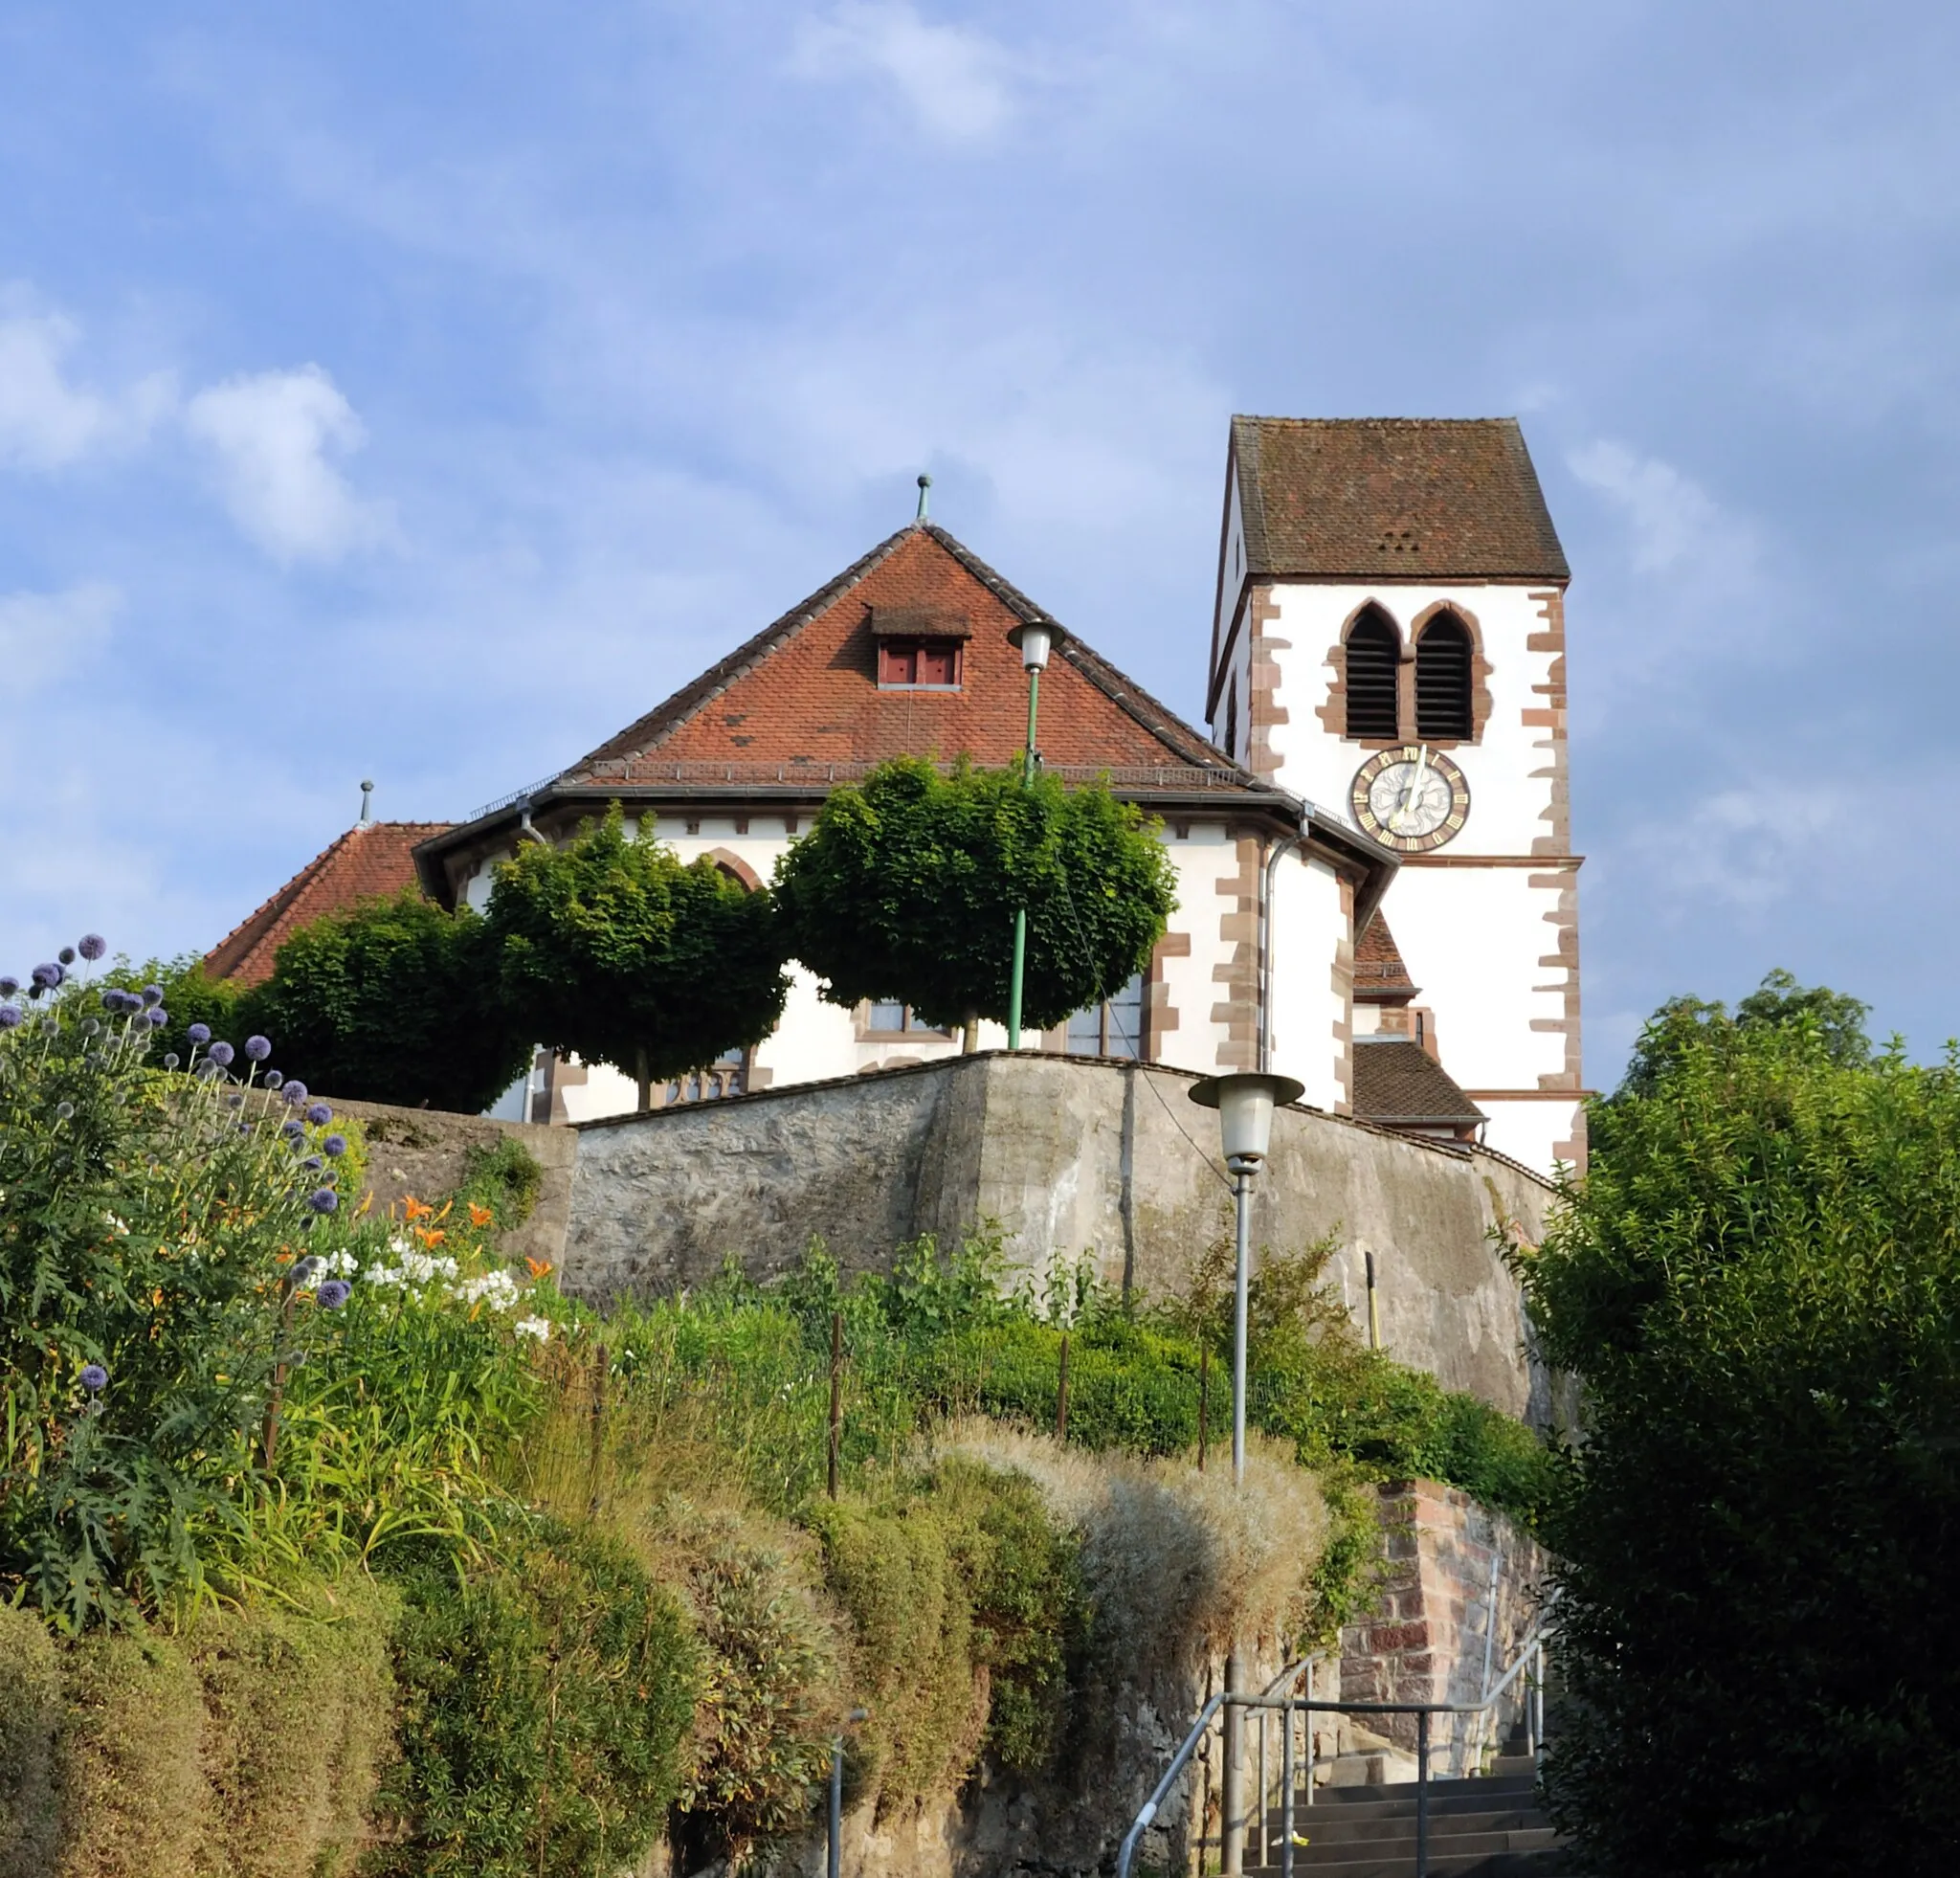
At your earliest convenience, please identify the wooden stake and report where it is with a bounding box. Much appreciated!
[1057,1329,1071,1443]
[827,1309,842,1501]
[1198,1345,1210,1473]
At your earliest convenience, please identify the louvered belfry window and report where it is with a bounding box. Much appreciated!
[1415,612,1473,740]
[1344,606,1400,740]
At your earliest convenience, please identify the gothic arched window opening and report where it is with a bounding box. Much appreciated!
[1414,612,1474,740]
[1344,605,1400,740]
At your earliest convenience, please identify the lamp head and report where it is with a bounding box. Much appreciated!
[1189,1071,1305,1173]
[1007,620,1064,673]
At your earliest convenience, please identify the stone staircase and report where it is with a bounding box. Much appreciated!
[1245,1753,1567,1876]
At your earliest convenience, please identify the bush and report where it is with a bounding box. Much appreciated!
[1525,1012,1960,1875]
[370,1521,696,1878]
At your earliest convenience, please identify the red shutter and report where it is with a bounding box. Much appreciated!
[880,642,917,685]
[918,641,955,685]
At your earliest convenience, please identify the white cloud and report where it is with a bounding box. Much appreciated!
[0,582,120,692]
[183,366,389,564]
[1567,438,1748,578]
[1630,779,1856,914]
[793,2,1019,143]
[0,306,169,471]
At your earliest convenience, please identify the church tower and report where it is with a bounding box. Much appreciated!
[1207,417,1584,1170]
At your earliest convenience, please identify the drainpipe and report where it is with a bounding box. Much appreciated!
[1257,816,1309,1074]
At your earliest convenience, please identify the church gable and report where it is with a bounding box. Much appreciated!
[561,523,1238,787]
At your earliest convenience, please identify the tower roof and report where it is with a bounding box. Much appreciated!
[1353,912,1417,1004]
[1351,1038,1485,1130]
[1230,417,1569,583]
[205,821,450,987]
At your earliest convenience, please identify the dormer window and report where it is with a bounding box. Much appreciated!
[870,606,970,690]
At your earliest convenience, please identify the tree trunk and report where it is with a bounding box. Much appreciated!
[961,1010,979,1054]
[635,1045,653,1112]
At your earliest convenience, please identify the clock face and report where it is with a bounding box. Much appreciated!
[1350,746,1470,854]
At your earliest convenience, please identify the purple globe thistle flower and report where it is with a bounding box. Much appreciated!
[32,963,63,991]
[264,1070,283,1090]
[54,1101,75,1120]
[280,1119,303,1139]
[293,1256,321,1283]
[193,1059,219,1080]
[142,983,164,1007]
[318,1280,352,1309]
[301,1154,323,1171]
[57,947,76,967]
[322,1133,346,1158]
[78,935,106,962]
[147,1009,167,1028]
[0,976,17,996]
[244,1035,272,1062]
[227,1093,244,1109]
[78,1364,108,1393]
[307,1188,338,1215]
[208,1040,235,1067]
[305,1102,332,1126]
[0,1007,21,1030]
[187,1022,212,1046]
[164,1052,180,1069]
[282,1080,309,1106]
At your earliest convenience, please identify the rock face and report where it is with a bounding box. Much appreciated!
[563,1051,1559,1422]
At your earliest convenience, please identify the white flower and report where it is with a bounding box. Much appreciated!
[323,1249,359,1277]
[453,1270,523,1309]
[102,1211,130,1237]
[363,1265,407,1288]
[513,1316,551,1341]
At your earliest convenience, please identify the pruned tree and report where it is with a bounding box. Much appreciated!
[773,756,1176,1041]
[488,806,790,1107]
[241,890,529,1114]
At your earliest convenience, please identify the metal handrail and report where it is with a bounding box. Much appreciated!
[1116,1615,1552,1878]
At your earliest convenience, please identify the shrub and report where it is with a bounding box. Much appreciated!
[369,1521,696,1878]
[1525,1010,1960,1875]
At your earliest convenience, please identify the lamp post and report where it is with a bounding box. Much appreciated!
[1189,1069,1304,1877]
[1005,620,1065,1050]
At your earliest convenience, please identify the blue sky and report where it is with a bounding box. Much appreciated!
[4,1,1957,1080]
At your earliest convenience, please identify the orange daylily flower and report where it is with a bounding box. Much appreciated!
[412,1226,447,1249]
[526,1258,554,1280]
[468,1203,495,1228]
[402,1196,434,1221]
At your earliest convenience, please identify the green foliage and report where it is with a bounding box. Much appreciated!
[1614,965,1872,1101]
[369,1521,696,1878]
[810,1457,1084,1811]
[456,1137,543,1230]
[0,975,360,1627]
[239,890,528,1115]
[488,804,790,1090]
[773,755,1177,1032]
[1525,1011,1960,1875]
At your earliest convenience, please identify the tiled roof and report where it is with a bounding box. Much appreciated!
[205,822,450,987]
[1232,417,1569,582]
[1351,1039,1485,1128]
[1353,912,1416,1001]
[554,523,1250,791]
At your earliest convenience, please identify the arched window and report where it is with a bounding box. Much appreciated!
[1414,612,1473,740]
[1344,605,1400,740]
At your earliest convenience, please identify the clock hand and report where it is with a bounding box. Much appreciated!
[1393,746,1430,832]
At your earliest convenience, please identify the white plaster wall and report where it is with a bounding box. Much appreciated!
[1266,848,1348,1109]
[1150,823,1239,1078]
[1381,865,1566,1089]
[1258,582,1561,851]
[1475,1099,1583,1175]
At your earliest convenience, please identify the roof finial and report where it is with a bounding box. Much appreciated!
[358,779,375,827]
[915,473,932,523]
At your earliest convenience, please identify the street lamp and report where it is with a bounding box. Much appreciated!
[1189,1068,1304,1877]
[1005,619,1065,1050]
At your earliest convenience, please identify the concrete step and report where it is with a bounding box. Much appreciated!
[1257,1805,1546,1848]
[1247,1844,1568,1877]
[1298,1776,1539,1816]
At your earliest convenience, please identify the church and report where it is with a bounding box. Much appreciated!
[207,416,1584,1173]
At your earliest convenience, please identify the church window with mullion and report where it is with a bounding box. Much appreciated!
[1344,605,1400,740]
[1414,612,1473,740]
